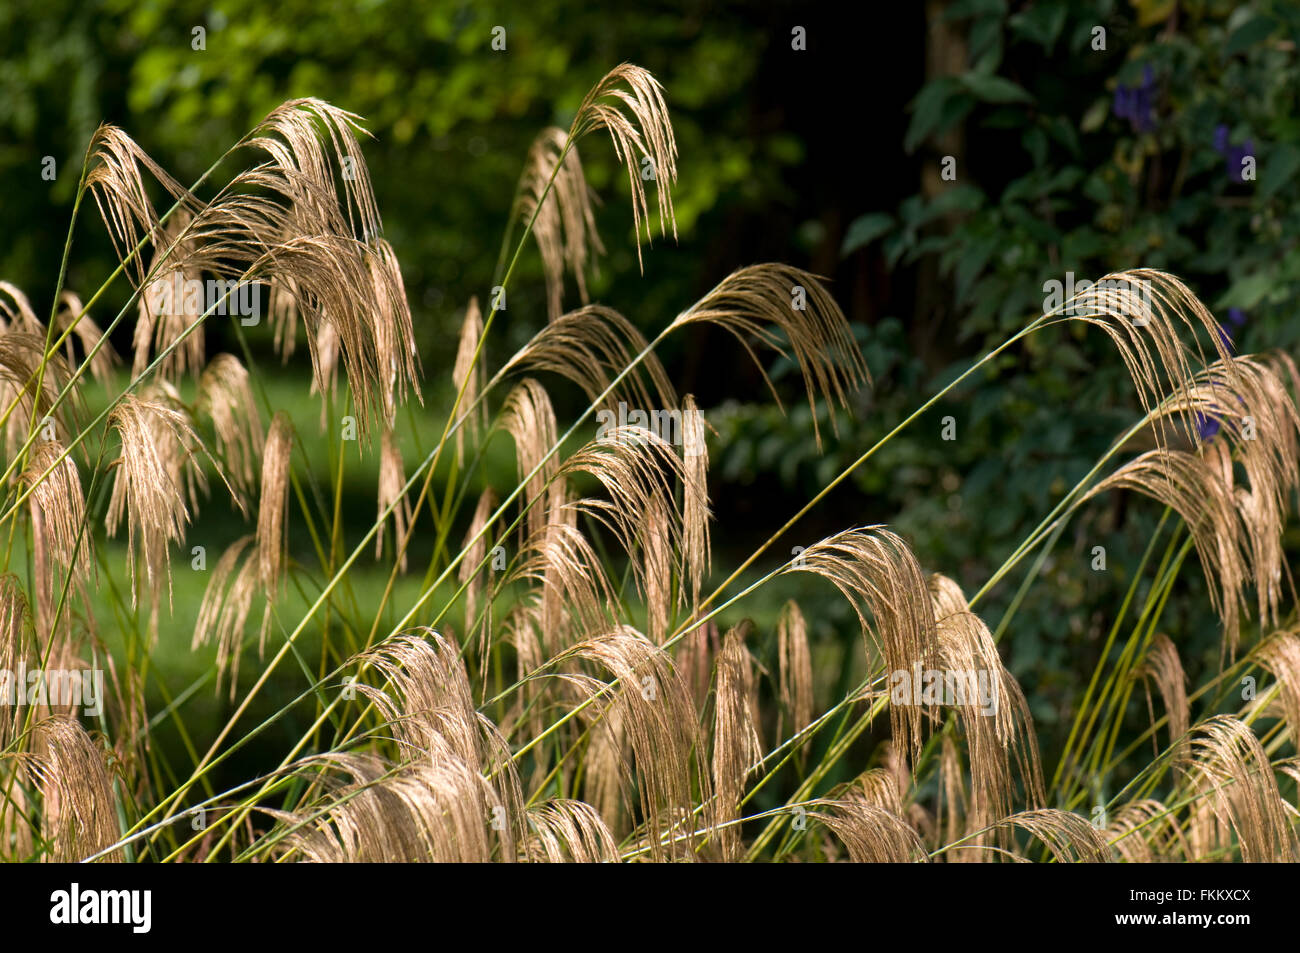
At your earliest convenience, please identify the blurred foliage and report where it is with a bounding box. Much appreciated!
[0,0,808,357]
[725,0,1300,734]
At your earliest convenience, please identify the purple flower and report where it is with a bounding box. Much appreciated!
[1196,388,1250,444]
[1214,126,1256,182]
[1112,65,1157,133]
[1214,307,1246,351]
[1196,413,1222,442]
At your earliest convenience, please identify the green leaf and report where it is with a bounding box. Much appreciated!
[959,72,1033,104]
[1009,1,1067,52]
[1023,126,1047,167]
[1217,271,1273,310]
[920,185,984,223]
[1225,17,1276,57]
[840,213,895,257]
[1080,98,1108,133]
[953,237,998,299]
[883,231,910,269]
[1046,115,1082,159]
[1259,143,1300,202]
[970,16,1003,64]
[905,77,960,153]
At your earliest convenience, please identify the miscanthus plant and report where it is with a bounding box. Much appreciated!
[2,64,1299,863]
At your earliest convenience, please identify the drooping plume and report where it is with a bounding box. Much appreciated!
[556,626,709,860]
[668,264,869,445]
[569,64,677,269]
[257,412,294,603]
[451,297,486,460]
[499,304,675,413]
[516,127,604,321]
[105,394,207,628]
[784,527,938,762]
[197,353,263,504]
[711,624,762,860]
[375,423,413,572]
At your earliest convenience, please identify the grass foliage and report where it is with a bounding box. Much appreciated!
[2,65,1299,863]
